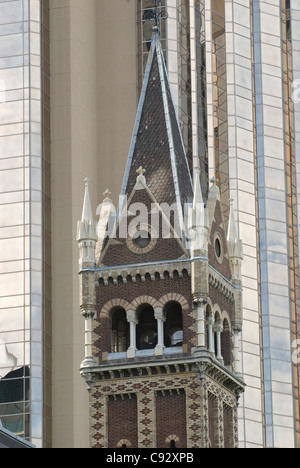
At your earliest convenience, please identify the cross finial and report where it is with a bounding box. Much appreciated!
[84,177,90,187]
[154,0,160,28]
[135,166,147,190]
[103,188,111,200]
[143,1,168,31]
[208,176,220,201]
[137,166,146,177]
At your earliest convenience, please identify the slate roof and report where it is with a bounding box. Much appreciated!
[121,31,193,223]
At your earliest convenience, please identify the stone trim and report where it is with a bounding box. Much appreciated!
[100,299,131,319]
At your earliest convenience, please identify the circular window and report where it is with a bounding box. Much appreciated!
[214,232,224,264]
[215,238,221,258]
[127,224,157,254]
[132,230,151,249]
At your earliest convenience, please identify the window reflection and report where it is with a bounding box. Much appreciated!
[211,0,229,221]
[0,366,30,439]
[137,0,209,197]
[0,33,23,57]
[137,0,167,91]
[0,0,47,445]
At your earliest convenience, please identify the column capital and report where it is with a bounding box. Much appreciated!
[126,310,138,324]
[154,310,166,322]
[213,322,223,333]
[81,307,95,319]
[207,314,215,325]
[192,294,208,305]
[232,320,242,333]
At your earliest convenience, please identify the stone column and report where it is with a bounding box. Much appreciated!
[155,310,166,356]
[214,322,224,363]
[127,311,137,359]
[81,309,96,368]
[207,314,215,355]
[195,298,206,348]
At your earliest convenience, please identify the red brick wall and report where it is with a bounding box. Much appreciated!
[208,395,217,448]
[208,200,232,281]
[101,190,186,267]
[223,404,233,449]
[156,391,187,448]
[95,274,195,360]
[107,395,138,448]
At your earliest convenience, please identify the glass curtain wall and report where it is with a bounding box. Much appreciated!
[290,0,300,448]
[178,0,192,171]
[0,0,51,448]
[136,0,300,448]
[137,0,208,200]
[211,0,229,221]
[282,0,300,446]
[252,0,298,448]
[194,0,208,199]
[137,0,167,92]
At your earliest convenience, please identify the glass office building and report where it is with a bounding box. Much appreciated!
[0,0,51,448]
[0,0,299,448]
[137,0,299,448]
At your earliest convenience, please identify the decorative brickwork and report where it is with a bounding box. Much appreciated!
[78,30,244,449]
[90,373,238,449]
[94,274,196,361]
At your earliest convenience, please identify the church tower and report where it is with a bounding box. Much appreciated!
[77,28,244,449]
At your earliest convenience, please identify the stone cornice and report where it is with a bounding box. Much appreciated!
[79,256,241,302]
[80,352,245,396]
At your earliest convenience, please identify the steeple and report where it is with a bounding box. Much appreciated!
[77,19,245,447]
[77,178,98,268]
[227,198,243,284]
[189,167,209,256]
[120,30,193,239]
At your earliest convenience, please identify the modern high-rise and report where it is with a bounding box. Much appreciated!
[0,0,51,448]
[0,0,299,449]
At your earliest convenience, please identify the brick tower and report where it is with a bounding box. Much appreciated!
[77,30,244,449]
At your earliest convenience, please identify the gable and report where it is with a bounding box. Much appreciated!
[208,199,232,281]
[100,188,188,268]
[121,36,193,234]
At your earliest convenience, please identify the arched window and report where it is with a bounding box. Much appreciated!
[165,434,180,448]
[117,439,132,448]
[221,319,232,367]
[136,305,157,350]
[111,308,130,353]
[164,302,183,348]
